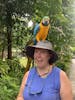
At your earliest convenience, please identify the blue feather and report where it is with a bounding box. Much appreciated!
[33,24,40,36]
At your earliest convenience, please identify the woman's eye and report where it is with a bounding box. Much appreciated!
[41,50,47,53]
[35,50,38,53]
[34,50,39,54]
[34,49,48,54]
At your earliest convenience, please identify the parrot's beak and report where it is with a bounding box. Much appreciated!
[42,20,49,26]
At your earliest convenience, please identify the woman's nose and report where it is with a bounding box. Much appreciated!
[36,51,42,57]
[37,51,41,56]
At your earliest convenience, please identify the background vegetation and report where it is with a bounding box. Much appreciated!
[0,0,75,99]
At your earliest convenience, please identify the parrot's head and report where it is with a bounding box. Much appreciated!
[42,16,50,26]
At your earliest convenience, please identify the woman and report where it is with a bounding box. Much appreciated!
[17,40,73,100]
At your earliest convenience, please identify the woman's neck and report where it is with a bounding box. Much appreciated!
[36,65,53,77]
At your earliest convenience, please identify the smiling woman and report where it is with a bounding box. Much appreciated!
[17,40,73,100]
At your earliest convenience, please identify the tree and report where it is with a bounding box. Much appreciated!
[0,0,36,59]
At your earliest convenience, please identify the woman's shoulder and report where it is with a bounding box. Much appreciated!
[53,66,69,81]
[24,67,35,76]
[23,71,29,82]
[23,67,35,81]
[54,66,69,80]
[60,69,72,92]
[25,71,29,77]
[60,70,70,83]
[53,66,61,73]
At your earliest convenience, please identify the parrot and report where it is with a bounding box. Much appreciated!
[24,16,51,73]
[33,16,51,44]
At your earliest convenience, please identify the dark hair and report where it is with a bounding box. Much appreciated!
[48,50,58,65]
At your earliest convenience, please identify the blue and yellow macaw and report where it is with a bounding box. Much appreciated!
[33,16,51,44]
[25,16,51,72]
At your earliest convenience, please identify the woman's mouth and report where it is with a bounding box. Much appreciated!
[37,59,43,63]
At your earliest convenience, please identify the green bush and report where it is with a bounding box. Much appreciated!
[71,47,75,55]
[0,59,10,76]
[0,75,19,100]
[56,61,71,75]
[0,58,25,100]
[56,53,72,75]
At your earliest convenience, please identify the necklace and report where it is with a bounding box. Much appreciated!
[36,66,51,77]
[38,71,49,77]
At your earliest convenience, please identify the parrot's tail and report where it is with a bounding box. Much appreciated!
[25,39,34,72]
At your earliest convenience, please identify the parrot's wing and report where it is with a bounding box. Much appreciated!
[33,24,40,36]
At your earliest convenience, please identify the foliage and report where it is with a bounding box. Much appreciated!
[19,57,28,67]
[71,47,75,55]
[0,58,25,100]
[0,59,9,76]
[0,0,36,58]
[0,75,19,100]
[12,19,33,49]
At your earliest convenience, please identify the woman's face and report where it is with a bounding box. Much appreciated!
[34,48,51,68]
